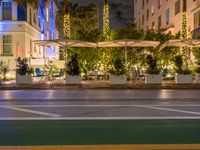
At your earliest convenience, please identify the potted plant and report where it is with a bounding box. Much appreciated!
[145,55,162,84]
[65,54,81,84]
[192,48,200,83]
[194,66,200,83]
[174,55,192,84]
[109,58,127,84]
[16,57,33,84]
[194,64,200,83]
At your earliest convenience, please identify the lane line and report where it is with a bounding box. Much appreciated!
[0,106,61,117]
[2,104,200,107]
[137,105,200,115]
[0,116,200,120]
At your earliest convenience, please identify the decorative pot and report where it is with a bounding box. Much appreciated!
[16,74,33,84]
[66,74,81,84]
[175,73,193,84]
[145,74,162,84]
[109,74,126,84]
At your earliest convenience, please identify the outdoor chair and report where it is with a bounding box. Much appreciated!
[52,69,64,81]
[132,68,145,81]
[33,68,46,82]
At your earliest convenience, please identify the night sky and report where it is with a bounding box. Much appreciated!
[69,0,134,28]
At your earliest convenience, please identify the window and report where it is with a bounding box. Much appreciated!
[142,0,144,9]
[142,14,144,26]
[30,39,33,55]
[2,2,12,20]
[46,8,49,22]
[151,6,154,16]
[34,12,36,24]
[183,0,187,12]
[152,21,155,29]
[194,11,200,29]
[29,8,32,25]
[166,8,170,25]
[158,15,161,29]
[3,35,12,55]
[175,0,181,15]
[17,4,26,21]
[158,0,161,9]
[146,9,149,21]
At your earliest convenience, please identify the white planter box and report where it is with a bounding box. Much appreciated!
[109,75,126,84]
[195,74,200,83]
[66,75,81,84]
[16,74,33,84]
[175,74,193,84]
[145,74,162,84]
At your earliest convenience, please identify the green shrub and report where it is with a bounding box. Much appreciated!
[109,58,126,75]
[16,57,32,76]
[66,54,80,76]
[174,55,192,74]
[145,55,161,74]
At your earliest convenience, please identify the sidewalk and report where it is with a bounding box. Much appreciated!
[0,80,200,90]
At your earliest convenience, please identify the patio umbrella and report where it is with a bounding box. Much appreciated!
[97,39,160,66]
[159,39,200,50]
[34,39,97,48]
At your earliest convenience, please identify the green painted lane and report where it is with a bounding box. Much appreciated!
[0,120,200,146]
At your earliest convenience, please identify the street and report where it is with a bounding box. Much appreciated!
[0,89,200,148]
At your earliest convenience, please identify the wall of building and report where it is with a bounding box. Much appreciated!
[134,0,200,36]
[0,0,59,74]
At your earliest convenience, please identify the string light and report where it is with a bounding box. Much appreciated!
[63,13,71,39]
[182,12,187,39]
[103,0,110,40]
[63,0,71,39]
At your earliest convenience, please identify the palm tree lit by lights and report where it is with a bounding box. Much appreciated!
[103,0,110,40]
[63,0,71,39]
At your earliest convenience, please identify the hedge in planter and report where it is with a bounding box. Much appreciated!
[16,57,34,84]
[174,55,192,84]
[109,58,127,84]
[66,54,81,84]
[145,55,162,84]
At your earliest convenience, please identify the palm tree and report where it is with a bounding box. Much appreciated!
[182,0,187,39]
[181,0,190,67]
[103,0,110,40]
[63,0,71,39]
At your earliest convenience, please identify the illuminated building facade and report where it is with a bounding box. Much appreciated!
[0,0,58,72]
[134,0,200,37]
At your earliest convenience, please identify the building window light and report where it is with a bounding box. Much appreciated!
[46,8,49,22]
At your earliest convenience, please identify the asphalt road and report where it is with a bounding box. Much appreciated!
[0,89,200,146]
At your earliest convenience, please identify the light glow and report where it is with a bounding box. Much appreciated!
[103,0,110,40]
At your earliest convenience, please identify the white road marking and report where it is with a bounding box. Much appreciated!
[0,106,61,117]
[137,105,200,115]
[0,116,200,120]
[4,104,200,107]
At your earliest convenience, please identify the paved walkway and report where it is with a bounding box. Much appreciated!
[1,80,200,90]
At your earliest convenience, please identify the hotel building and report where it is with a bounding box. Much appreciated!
[134,0,200,37]
[0,0,59,75]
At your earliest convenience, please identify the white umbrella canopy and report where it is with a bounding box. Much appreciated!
[34,39,97,48]
[97,39,160,48]
[159,39,200,50]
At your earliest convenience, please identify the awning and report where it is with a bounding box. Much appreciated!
[159,39,200,50]
[97,39,160,48]
[34,39,97,48]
